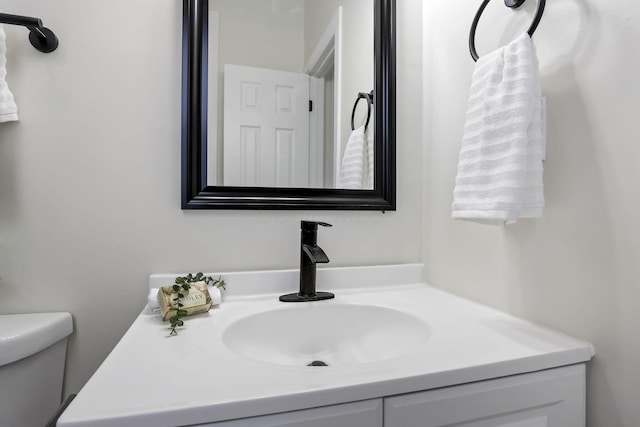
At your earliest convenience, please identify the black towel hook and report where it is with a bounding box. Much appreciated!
[351,91,374,132]
[469,0,545,62]
[0,12,58,53]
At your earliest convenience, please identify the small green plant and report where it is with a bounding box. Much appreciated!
[178,272,227,290]
[168,272,226,336]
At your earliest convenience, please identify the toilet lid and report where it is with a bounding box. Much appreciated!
[0,312,73,366]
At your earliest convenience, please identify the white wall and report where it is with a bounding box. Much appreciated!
[0,0,422,394]
[423,1,640,426]
[213,0,305,73]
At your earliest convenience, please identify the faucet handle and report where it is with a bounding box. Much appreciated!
[301,221,333,231]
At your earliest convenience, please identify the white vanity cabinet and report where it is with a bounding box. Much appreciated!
[194,399,383,427]
[384,365,585,427]
[197,365,585,427]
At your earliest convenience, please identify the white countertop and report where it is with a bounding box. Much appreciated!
[58,264,594,427]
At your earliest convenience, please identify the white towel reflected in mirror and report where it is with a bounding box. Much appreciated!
[338,120,374,190]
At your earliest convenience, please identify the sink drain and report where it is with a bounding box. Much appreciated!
[307,360,329,367]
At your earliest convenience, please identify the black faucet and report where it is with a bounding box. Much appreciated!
[279,221,335,302]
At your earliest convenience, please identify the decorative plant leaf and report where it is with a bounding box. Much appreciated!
[167,272,227,336]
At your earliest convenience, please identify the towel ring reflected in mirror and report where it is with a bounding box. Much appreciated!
[181,0,396,210]
[469,0,546,62]
[351,91,374,132]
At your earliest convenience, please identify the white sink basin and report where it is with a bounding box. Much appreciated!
[221,303,431,367]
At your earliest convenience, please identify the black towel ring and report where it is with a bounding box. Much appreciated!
[351,91,374,131]
[469,0,545,62]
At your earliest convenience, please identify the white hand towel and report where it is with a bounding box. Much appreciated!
[0,25,18,123]
[337,120,375,190]
[452,32,544,225]
[338,125,367,189]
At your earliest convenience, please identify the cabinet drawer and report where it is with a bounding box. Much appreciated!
[195,398,383,427]
[384,364,585,427]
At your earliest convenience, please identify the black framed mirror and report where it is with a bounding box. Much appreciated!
[181,0,395,210]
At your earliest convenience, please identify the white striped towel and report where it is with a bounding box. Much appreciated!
[452,32,544,225]
[338,124,374,189]
[0,24,18,123]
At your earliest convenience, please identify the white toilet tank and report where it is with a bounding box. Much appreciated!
[0,312,73,427]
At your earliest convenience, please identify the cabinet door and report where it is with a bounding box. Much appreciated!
[196,398,382,427]
[384,365,585,427]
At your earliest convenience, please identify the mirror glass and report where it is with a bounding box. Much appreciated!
[207,0,374,189]
[181,0,395,210]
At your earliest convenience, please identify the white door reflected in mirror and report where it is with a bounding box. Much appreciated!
[223,64,310,188]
